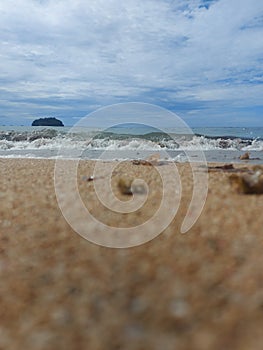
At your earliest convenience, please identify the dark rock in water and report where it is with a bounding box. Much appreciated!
[32,117,64,127]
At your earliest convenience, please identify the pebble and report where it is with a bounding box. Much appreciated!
[118,178,147,195]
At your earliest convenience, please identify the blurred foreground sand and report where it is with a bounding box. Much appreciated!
[1,158,263,350]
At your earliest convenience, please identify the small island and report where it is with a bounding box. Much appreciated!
[32,117,64,127]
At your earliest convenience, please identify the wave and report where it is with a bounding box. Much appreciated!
[0,129,263,151]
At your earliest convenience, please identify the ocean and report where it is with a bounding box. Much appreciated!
[0,125,263,163]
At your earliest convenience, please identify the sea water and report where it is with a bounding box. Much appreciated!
[0,125,263,163]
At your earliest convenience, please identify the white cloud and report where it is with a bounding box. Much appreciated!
[0,0,262,124]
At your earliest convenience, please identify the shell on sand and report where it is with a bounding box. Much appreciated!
[239,152,250,160]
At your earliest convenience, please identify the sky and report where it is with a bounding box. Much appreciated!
[0,0,263,127]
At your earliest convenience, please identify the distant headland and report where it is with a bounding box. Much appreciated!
[32,117,64,127]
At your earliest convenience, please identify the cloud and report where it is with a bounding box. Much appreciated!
[0,0,262,125]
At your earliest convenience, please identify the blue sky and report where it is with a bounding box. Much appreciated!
[0,0,263,126]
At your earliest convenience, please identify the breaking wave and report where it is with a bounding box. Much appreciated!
[0,129,263,151]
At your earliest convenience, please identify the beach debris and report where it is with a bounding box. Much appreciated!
[132,153,163,166]
[207,164,234,172]
[203,164,251,173]
[118,178,147,195]
[82,175,95,182]
[239,152,250,160]
[132,159,152,166]
[215,164,234,170]
[118,178,133,195]
[229,167,263,194]
[82,175,105,182]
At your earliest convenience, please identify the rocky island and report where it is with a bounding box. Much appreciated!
[32,117,64,127]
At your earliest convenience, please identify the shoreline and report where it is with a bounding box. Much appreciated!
[0,147,262,165]
[1,158,263,349]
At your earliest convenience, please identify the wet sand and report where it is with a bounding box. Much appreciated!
[1,158,263,349]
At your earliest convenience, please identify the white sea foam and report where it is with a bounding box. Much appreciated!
[241,139,263,151]
[0,128,263,152]
[1,136,262,151]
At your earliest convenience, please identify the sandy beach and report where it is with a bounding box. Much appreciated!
[1,158,263,349]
